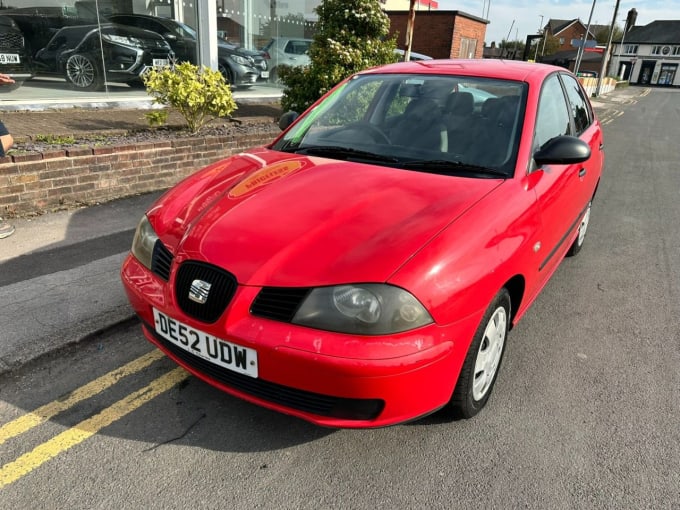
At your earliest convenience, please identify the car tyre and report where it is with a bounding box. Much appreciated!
[567,200,592,257]
[447,288,510,420]
[65,53,102,91]
[218,63,234,86]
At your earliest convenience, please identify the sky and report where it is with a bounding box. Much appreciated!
[435,0,680,45]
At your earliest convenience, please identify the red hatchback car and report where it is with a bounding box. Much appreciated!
[121,59,603,428]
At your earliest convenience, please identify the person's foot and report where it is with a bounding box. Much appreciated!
[0,222,15,239]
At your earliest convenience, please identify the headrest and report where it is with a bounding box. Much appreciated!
[404,97,438,120]
[444,92,474,116]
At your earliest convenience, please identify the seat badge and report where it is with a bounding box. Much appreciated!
[189,279,212,304]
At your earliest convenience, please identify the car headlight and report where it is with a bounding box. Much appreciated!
[102,33,142,48]
[130,215,159,270]
[292,284,433,335]
[229,54,251,66]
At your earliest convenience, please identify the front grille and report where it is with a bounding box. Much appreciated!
[0,33,24,50]
[151,240,173,281]
[250,287,311,322]
[175,261,237,323]
[144,321,384,421]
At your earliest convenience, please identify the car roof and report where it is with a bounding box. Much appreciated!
[362,59,567,84]
[51,22,165,40]
[108,13,174,23]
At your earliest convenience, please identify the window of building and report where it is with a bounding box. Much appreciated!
[673,47,680,56]
[460,37,477,59]
[0,0,320,103]
[652,46,662,55]
[624,44,639,55]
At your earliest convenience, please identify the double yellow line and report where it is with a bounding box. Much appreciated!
[0,350,188,489]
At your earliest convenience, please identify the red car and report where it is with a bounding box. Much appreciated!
[121,59,603,428]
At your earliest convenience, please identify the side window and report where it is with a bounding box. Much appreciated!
[560,74,592,135]
[534,74,571,150]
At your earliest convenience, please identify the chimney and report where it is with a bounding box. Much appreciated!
[625,8,637,32]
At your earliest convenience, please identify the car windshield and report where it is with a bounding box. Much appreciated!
[272,73,527,178]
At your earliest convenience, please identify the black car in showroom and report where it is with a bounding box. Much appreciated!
[0,15,33,90]
[32,23,174,91]
[106,13,266,87]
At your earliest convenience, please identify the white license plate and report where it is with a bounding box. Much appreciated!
[0,53,20,64]
[153,308,258,378]
[152,59,169,67]
[260,71,269,79]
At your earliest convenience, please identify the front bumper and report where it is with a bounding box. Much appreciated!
[121,254,475,428]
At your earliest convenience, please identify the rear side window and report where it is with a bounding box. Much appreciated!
[560,74,592,135]
[534,74,571,150]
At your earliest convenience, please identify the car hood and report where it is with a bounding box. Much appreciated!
[152,149,503,287]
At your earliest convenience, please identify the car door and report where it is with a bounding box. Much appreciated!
[529,73,593,283]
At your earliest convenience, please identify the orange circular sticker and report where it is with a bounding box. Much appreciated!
[228,160,303,198]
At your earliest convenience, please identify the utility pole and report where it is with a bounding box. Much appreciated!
[535,14,544,60]
[574,0,597,75]
[595,0,621,96]
[403,0,417,61]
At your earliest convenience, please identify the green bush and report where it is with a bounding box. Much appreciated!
[279,0,398,113]
[143,62,237,134]
[144,109,169,128]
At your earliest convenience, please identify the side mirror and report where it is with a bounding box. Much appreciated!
[163,32,178,41]
[533,135,591,166]
[278,111,299,131]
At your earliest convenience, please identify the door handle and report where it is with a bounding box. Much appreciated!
[578,168,587,178]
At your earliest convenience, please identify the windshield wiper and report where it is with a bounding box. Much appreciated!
[400,159,508,178]
[290,145,399,163]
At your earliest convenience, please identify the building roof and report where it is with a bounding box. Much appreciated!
[546,18,599,39]
[623,20,680,44]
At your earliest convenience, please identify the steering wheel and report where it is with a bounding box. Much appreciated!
[331,122,391,144]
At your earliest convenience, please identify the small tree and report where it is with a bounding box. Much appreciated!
[279,0,398,113]
[143,62,237,134]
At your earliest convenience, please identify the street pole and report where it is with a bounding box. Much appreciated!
[595,0,621,96]
[574,0,597,75]
[534,14,544,61]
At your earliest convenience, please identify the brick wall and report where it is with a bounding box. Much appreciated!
[387,11,487,59]
[0,126,280,218]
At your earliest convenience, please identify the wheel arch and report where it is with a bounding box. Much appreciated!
[503,274,525,329]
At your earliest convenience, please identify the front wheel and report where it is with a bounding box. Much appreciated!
[218,63,234,86]
[446,288,510,419]
[65,53,102,91]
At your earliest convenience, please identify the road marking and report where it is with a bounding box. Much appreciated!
[0,367,188,489]
[0,350,165,446]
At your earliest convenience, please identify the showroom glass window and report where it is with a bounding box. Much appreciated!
[0,0,320,101]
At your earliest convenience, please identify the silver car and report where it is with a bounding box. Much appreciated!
[260,36,312,83]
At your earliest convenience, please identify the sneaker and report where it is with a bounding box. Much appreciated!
[0,222,15,239]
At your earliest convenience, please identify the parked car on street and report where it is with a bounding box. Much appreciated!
[121,59,604,428]
[260,36,312,83]
[106,13,265,87]
[394,48,433,61]
[32,23,174,91]
[0,15,33,90]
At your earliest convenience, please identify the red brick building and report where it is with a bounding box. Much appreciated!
[386,11,488,59]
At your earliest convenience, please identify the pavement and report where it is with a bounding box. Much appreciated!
[0,84,647,376]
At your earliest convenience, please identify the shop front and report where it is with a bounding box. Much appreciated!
[0,0,318,104]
